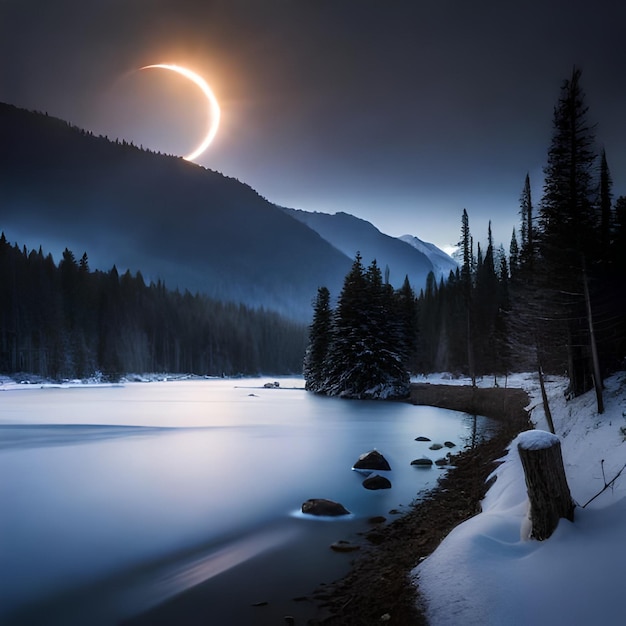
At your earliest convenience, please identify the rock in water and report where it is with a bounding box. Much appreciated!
[301,498,351,516]
[411,457,433,467]
[330,540,360,552]
[415,436,432,442]
[353,449,391,471]
[362,474,392,490]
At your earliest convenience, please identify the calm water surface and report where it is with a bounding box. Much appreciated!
[0,378,492,625]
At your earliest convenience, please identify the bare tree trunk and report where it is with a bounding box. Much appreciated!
[582,260,604,414]
[536,354,555,434]
[518,431,574,540]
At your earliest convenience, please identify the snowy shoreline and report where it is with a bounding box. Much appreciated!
[414,370,626,625]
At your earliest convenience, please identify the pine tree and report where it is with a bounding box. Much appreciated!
[539,67,598,267]
[303,286,332,392]
[519,173,535,270]
[459,209,476,384]
[314,254,411,399]
[537,67,602,404]
[509,228,520,278]
[598,149,613,256]
[474,222,499,376]
[395,275,419,372]
[323,252,369,396]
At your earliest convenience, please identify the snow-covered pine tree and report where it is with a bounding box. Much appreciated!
[322,252,369,397]
[310,253,411,399]
[303,286,332,392]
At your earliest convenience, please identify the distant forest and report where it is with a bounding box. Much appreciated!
[305,68,626,406]
[0,235,307,379]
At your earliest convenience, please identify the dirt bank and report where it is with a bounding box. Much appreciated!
[308,384,531,625]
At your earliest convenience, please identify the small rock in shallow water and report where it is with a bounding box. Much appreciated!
[411,457,433,467]
[444,441,456,448]
[415,436,431,442]
[367,515,386,524]
[362,474,392,490]
[330,540,360,552]
[353,449,391,471]
[429,443,444,450]
[302,498,350,516]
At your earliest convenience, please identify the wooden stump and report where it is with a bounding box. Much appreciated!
[517,430,574,540]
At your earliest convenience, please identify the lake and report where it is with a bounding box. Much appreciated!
[0,377,492,625]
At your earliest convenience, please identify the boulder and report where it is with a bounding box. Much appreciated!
[362,474,392,490]
[301,498,350,517]
[411,457,433,467]
[353,449,391,471]
[415,436,432,442]
[429,443,444,450]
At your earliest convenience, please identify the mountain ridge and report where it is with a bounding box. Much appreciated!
[283,207,456,292]
[0,102,454,319]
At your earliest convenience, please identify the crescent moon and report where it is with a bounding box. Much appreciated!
[140,64,221,161]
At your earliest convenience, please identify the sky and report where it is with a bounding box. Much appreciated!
[2,0,626,253]
[414,370,626,625]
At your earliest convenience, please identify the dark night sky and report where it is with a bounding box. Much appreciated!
[2,0,625,253]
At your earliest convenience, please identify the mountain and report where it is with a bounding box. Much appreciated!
[0,103,455,321]
[0,103,352,321]
[398,234,457,280]
[283,208,456,291]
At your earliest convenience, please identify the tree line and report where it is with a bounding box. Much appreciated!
[0,235,307,380]
[415,68,626,408]
[306,68,626,408]
[303,254,417,399]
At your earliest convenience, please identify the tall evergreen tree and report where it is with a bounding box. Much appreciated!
[303,286,332,392]
[458,209,476,384]
[537,67,602,404]
[509,228,520,278]
[307,254,411,399]
[323,252,369,396]
[598,149,613,256]
[519,173,535,269]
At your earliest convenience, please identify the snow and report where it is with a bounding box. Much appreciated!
[516,429,560,451]
[413,370,626,625]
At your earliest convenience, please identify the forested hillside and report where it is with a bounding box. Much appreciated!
[0,235,307,380]
[0,103,351,321]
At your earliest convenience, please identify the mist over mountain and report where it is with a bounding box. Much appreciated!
[0,103,355,320]
[283,208,456,290]
[1,103,453,320]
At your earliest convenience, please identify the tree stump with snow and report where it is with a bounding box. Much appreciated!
[517,430,575,540]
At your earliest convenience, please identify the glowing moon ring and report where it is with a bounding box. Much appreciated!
[140,64,221,161]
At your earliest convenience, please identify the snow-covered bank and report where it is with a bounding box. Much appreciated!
[414,371,626,625]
